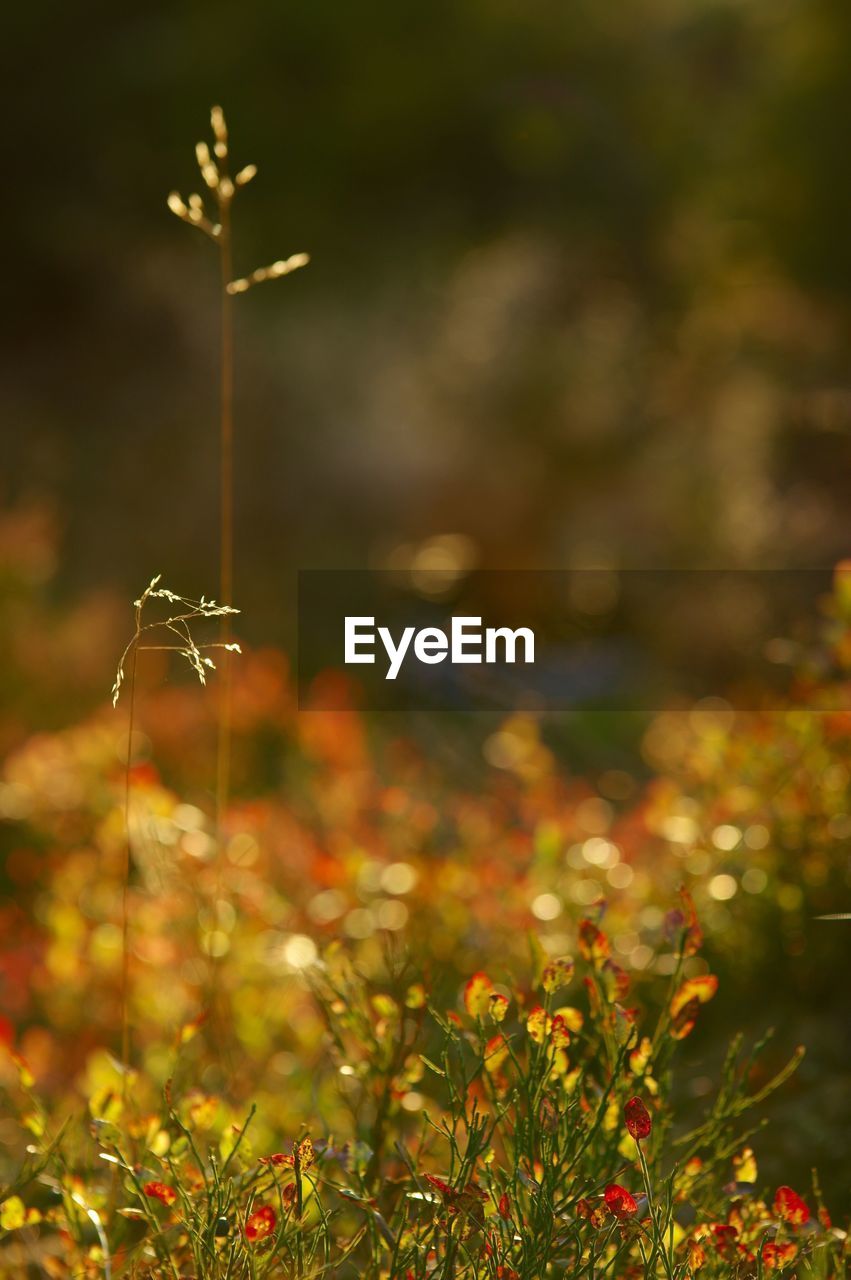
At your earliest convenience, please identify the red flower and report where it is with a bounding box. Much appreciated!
[576,1197,607,1229]
[579,920,611,967]
[550,1014,571,1049]
[425,1175,455,1200]
[541,956,574,993]
[143,1181,176,1207]
[773,1186,810,1226]
[670,975,718,1020]
[498,1193,511,1221]
[484,1034,510,1075]
[604,1183,638,1220]
[602,959,631,1002]
[688,1239,707,1270]
[624,1096,652,1141]
[763,1241,798,1270]
[245,1205,277,1242]
[670,975,718,1040]
[464,972,494,1018]
[705,1221,749,1262]
[258,1137,314,1173]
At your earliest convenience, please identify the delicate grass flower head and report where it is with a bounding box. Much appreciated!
[111,574,240,707]
[167,104,309,290]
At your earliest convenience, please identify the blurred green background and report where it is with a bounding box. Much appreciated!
[5,0,851,642]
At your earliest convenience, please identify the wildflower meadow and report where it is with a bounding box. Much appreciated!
[5,14,851,1277]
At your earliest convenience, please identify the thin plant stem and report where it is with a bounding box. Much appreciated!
[112,575,240,1083]
[212,188,235,1073]
[636,1141,674,1280]
[166,110,308,844]
[166,105,308,1083]
[167,107,308,846]
[120,641,139,1092]
[215,166,234,840]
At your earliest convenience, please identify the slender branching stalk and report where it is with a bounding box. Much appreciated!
[167,106,309,837]
[112,575,240,1077]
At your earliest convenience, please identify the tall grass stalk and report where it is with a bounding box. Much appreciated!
[167,105,309,836]
[111,576,240,1075]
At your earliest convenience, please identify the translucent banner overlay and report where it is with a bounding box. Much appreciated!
[297,569,842,711]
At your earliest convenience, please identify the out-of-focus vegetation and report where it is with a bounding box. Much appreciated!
[2,905,844,1277]
[6,1,851,618]
[4,2,851,1272]
[0,523,850,1276]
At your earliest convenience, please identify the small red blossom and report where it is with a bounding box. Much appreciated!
[424,1175,486,1229]
[688,1239,707,1271]
[670,974,718,1020]
[576,1197,607,1229]
[706,1222,752,1262]
[245,1205,277,1242]
[763,1240,798,1270]
[550,1013,571,1049]
[488,992,509,1023]
[602,959,630,1002]
[293,1136,315,1171]
[259,1136,315,1173]
[773,1185,810,1226]
[541,956,574,993]
[624,1096,652,1141]
[498,1193,511,1221]
[425,1175,455,1199]
[526,1005,548,1044]
[670,975,718,1040]
[143,1182,176,1207]
[464,972,494,1018]
[484,1034,510,1075]
[579,920,611,967]
[604,1183,638,1220]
